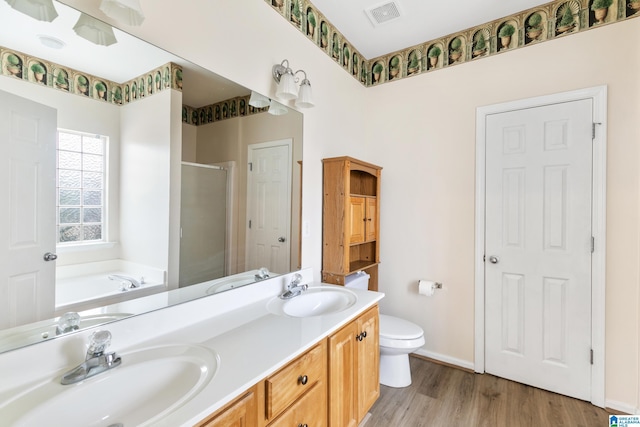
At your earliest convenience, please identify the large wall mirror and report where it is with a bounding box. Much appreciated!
[0,0,302,353]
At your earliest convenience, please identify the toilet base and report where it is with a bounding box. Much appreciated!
[379,353,412,388]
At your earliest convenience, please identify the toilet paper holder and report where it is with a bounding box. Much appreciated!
[418,280,442,289]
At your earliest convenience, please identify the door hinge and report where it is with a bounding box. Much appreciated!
[590,348,594,365]
[483,254,486,262]
[248,220,252,229]
[591,236,595,253]
[248,162,253,172]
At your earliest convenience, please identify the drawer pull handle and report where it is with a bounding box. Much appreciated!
[298,375,308,385]
[362,331,367,338]
[298,424,308,427]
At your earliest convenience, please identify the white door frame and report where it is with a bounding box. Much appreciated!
[474,86,607,407]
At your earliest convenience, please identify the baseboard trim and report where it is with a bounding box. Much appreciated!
[605,400,635,415]
[412,349,475,373]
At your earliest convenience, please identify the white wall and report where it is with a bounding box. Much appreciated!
[0,76,121,265]
[119,89,181,281]
[61,0,640,412]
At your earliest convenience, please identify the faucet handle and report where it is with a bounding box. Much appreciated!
[87,330,112,357]
[291,273,303,286]
[56,312,81,335]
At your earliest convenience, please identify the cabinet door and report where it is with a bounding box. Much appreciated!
[269,380,327,427]
[357,306,380,420]
[349,197,365,244]
[197,388,257,427]
[365,197,377,242]
[328,321,358,427]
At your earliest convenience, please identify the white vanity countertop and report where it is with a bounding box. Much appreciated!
[152,283,384,426]
[0,269,384,427]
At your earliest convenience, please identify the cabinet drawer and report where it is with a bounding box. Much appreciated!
[269,380,327,427]
[265,341,327,420]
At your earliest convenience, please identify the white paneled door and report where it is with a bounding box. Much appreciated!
[246,140,292,275]
[0,90,57,329]
[484,99,593,400]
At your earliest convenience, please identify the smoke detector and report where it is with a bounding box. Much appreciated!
[365,1,402,27]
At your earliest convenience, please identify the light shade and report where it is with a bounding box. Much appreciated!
[275,71,298,101]
[99,0,144,26]
[4,0,58,22]
[73,13,117,46]
[268,99,288,116]
[295,79,314,108]
[248,91,270,108]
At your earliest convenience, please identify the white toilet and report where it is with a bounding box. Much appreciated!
[344,272,425,388]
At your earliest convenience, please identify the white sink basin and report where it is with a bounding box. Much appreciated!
[269,287,357,317]
[0,344,219,427]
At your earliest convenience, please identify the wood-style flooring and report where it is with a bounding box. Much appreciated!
[365,356,613,427]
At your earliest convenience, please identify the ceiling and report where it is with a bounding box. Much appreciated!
[311,0,552,58]
[0,0,248,107]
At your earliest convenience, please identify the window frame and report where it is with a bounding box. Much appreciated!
[55,128,108,247]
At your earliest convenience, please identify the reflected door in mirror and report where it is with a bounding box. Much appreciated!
[0,90,57,328]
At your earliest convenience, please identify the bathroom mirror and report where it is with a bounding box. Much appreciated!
[0,0,302,353]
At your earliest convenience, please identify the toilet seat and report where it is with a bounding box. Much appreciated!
[379,314,425,349]
[379,314,424,340]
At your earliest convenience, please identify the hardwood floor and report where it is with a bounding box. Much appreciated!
[366,356,612,427]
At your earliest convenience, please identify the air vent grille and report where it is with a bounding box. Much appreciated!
[365,1,401,26]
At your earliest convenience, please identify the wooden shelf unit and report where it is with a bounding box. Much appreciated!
[322,156,382,291]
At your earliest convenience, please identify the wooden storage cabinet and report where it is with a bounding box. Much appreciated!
[322,157,382,290]
[328,305,380,426]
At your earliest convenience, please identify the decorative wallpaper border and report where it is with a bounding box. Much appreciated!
[0,46,183,105]
[0,45,261,128]
[182,97,269,126]
[266,0,639,87]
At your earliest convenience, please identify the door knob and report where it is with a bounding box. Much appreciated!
[43,252,58,262]
[278,237,286,242]
[488,255,499,264]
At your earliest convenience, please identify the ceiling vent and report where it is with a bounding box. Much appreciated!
[365,1,401,27]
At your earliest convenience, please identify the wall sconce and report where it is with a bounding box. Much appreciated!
[99,0,145,26]
[272,59,314,108]
[267,99,288,116]
[73,13,117,46]
[248,91,270,108]
[4,0,58,22]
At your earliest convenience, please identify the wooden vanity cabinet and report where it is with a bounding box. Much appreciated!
[322,156,382,290]
[328,305,380,426]
[263,340,327,425]
[195,385,259,427]
[197,306,380,427]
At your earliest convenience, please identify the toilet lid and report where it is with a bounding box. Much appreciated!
[379,314,424,340]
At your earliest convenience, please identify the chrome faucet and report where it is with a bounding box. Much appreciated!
[255,267,270,281]
[108,274,142,290]
[279,273,308,299]
[61,330,122,385]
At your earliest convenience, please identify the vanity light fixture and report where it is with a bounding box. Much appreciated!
[248,91,270,108]
[267,98,288,116]
[4,0,58,22]
[73,12,117,46]
[272,59,314,108]
[99,0,145,26]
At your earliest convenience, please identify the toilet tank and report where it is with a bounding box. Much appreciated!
[344,271,370,290]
